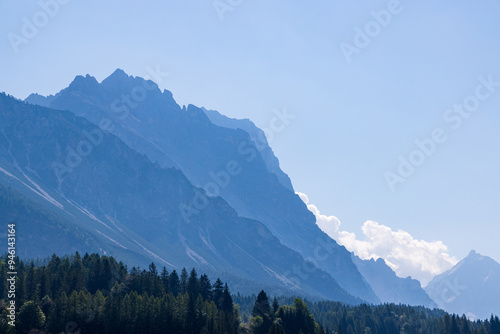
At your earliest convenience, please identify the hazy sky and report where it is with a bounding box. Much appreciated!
[1,0,499,280]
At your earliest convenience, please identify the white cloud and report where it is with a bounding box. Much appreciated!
[297,192,458,285]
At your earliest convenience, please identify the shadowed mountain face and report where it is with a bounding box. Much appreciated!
[0,93,361,303]
[425,251,500,320]
[24,69,379,303]
[352,255,436,308]
[0,182,101,259]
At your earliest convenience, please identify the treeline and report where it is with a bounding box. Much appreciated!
[2,252,499,334]
[235,295,500,334]
[309,301,500,334]
[0,252,323,334]
[0,252,239,333]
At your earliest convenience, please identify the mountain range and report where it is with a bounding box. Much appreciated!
[0,91,353,302]
[27,70,381,303]
[0,69,497,317]
[21,69,379,303]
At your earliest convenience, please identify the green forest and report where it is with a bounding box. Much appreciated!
[0,252,499,334]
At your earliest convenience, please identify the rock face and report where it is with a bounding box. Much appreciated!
[23,69,380,304]
[425,250,500,319]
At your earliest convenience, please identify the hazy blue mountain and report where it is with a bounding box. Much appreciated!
[352,255,436,308]
[25,69,379,303]
[202,107,294,191]
[425,250,500,319]
[0,92,360,303]
[25,93,55,107]
[0,182,100,259]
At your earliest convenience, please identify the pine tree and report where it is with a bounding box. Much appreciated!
[46,292,68,333]
[186,293,198,334]
[252,290,272,319]
[204,300,218,334]
[100,256,113,291]
[213,278,224,309]
[169,270,180,296]
[450,315,460,334]
[69,252,85,293]
[180,268,188,294]
[149,262,158,277]
[222,284,233,313]
[252,290,273,334]
[38,268,51,300]
[17,300,46,334]
[490,315,500,334]
[161,266,170,293]
[187,268,199,297]
[148,262,162,296]
[89,256,101,293]
[294,298,317,334]
[272,296,280,316]
[199,274,212,300]
[16,263,27,305]
[25,262,38,302]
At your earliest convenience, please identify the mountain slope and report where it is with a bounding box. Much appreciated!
[425,250,500,319]
[0,92,359,303]
[25,69,379,303]
[0,182,99,259]
[202,107,294,191]
[352,255,436,308]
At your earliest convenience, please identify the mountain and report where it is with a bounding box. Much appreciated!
[0,92,362,303]
[0,182,102,259]
[425,250,500,319]
[352,255,436,308]
[24,69,380,303]
[24,92,55,107]
[202,107,294,191]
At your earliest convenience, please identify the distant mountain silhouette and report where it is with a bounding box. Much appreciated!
[352,254,436,307]
[425,250,500,319]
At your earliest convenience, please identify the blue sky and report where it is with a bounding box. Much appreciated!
[1,0,499,280]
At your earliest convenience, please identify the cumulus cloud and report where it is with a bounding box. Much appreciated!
[297,192,458,285]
